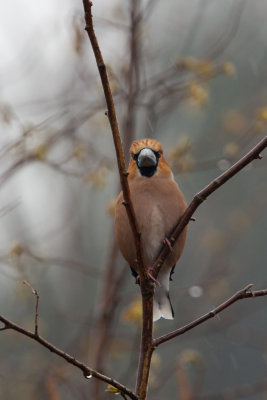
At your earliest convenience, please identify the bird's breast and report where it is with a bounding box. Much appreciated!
[115,176,187,269]
[140,203,166,263]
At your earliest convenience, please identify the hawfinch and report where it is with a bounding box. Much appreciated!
[115,139,187,321]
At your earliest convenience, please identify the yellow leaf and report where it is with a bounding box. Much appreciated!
[221,61,236,77]
[73,142,87,160]
[106,198,117,216]
[34,144,48,160]
[256,107,267,122]
[84,166,108,188]
[176,56,198,70]
[177,58,215,79]
[9,243,23,257]
[187,82,208,107]
[193,60,215,79]
[121,298,142,325]
[105,384,121,395]
[169,136,194,173]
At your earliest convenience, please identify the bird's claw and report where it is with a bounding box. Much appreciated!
[146,268,161,286]
[135,269,161,286]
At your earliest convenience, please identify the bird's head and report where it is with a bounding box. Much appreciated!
[128,138,172,179]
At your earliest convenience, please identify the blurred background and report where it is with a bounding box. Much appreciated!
[0,0,267,399]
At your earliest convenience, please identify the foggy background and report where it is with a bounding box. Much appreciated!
[0,0,266,399]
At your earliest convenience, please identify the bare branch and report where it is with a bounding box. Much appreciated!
[82,0,147,282]
[23,280,40,336]
[206,0,247,60]
[23,247,99,278]
[82,3,154,400]
[0,314,138,400]
[120,393,130,400]
[153,136,267,279]
[154,284,267,347]
[0,155,36,188]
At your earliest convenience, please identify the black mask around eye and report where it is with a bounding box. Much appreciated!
[134,148,160,177]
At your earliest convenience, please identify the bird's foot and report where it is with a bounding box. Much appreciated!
[135,268,161,286]
[163,237,173,252]
[146,267,161,286]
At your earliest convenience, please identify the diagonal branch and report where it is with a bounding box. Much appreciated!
[0,314,138,400]
[153,136,267,278]
[154,284,267,347]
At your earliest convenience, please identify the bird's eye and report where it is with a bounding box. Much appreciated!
[133,153,138,161]
[154,151,161,159]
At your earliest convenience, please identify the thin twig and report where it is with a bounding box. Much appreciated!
[0,314,138,400]
[23,280,40,336]
[154,284,267,346]
[23,247,99,278]
[152,136,267,279]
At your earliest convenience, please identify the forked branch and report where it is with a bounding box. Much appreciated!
[153,136,267,278]
[0,313,138,400]
[154,284,267,346]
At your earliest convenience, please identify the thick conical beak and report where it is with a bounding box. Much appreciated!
[137,148,157,168]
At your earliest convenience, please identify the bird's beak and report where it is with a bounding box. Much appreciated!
[137,148,157,168]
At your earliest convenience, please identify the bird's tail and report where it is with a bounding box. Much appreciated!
[153,269,174,322]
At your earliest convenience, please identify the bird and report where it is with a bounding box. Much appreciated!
[115,138,188,321]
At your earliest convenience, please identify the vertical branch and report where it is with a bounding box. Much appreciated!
[135,286,154,399]
[82,0,146,280]
[82,2,154,399]
[23,280,40,336]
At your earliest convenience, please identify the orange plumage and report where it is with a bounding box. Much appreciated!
[115,139,188,321]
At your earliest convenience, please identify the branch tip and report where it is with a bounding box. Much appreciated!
[0,325,8,331]
[244,283,254,291]
[154,283,267,346]
[22,280,39,336]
